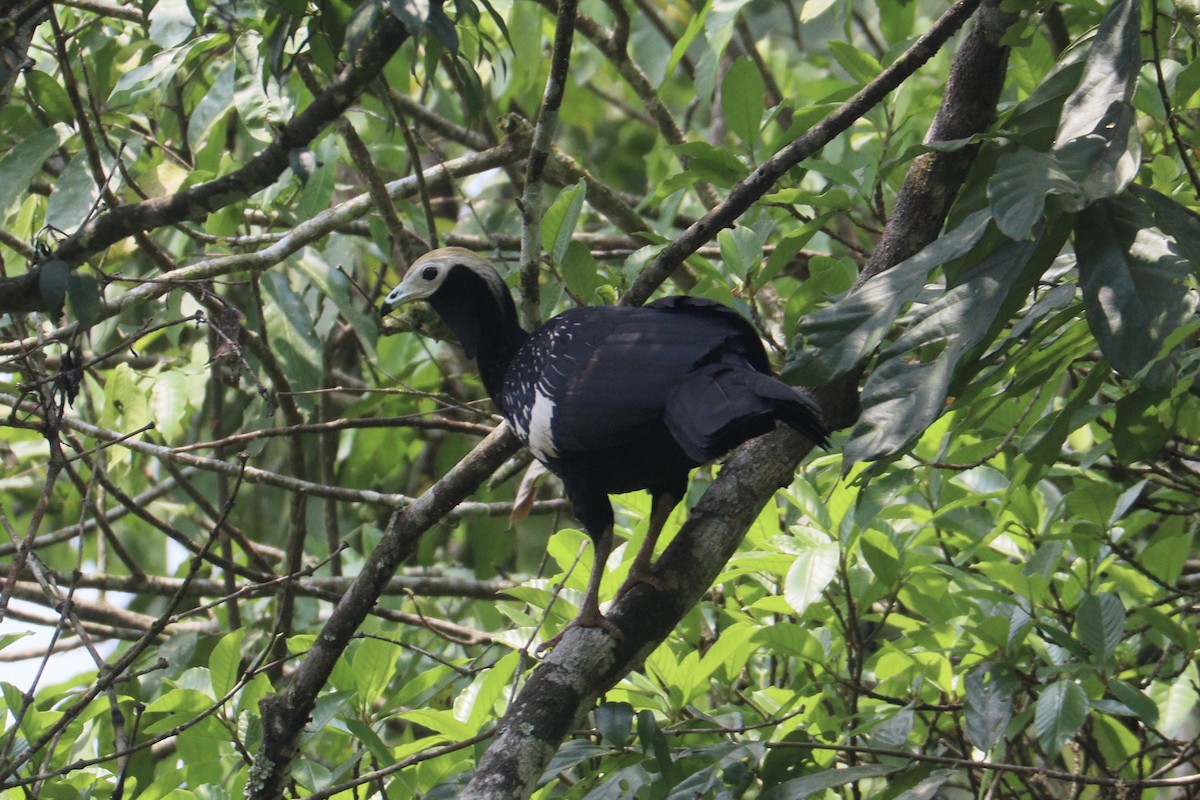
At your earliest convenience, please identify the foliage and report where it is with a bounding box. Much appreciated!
[0,0,1197,798]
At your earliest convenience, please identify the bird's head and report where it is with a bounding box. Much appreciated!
[379,247,508,316]
[379,247,524,368]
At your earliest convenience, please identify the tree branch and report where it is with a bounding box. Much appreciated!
[518,0,579,329]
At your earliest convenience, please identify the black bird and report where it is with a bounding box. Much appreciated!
[381,248,828,641]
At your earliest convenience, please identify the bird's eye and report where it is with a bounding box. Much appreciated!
[421,266,438,281]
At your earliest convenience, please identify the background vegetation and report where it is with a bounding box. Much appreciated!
[1,0,1197,798]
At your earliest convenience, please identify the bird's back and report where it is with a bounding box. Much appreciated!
[499,297,824,479]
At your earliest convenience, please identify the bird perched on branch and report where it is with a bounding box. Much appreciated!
[381,247,828,643]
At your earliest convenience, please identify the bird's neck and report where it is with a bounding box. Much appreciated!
[475,312,528,402]
[428,286,528,403]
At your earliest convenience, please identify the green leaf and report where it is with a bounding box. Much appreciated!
[209,629,246,698]
[1136,185,1200,278]
[1035,680,1089,756]
[596,702,634,747]
[389,0,458,51]
[261,271,323,397]
[635,708,674,782]
[722,57,764,148]
[858,531,899,588]
[1150,663,1199,739]
[1109,679,1159,723]
[964,663,1014,752]
[988,149,1079,240]
[1076,193,1197,384]
[0,123,73,216]
[542,181,587,265]
[1113,389,1172,462]
[148,0,196,48]
[1056,0,1141,146]
[1055,106,1139,207]
[828,41,882,84]
[716,225,764,278]
[293,254,378,358]
[756,219,828,288]
[463,651,518,731]
[844,228,1052,465]
[46,138,143,232]
[782,536,838,616]
[671,141,749,187]
[189,61,236,153]
[38,259,70,311]
[109,37,213,106]
[787,209,992,385]
[799,0,838,23]
[761,764,899,800]
[1053,0,1141,205]
[1076,592,1124,665]
[66,273,102,331]
[561,240,602,302]
[351,635,397,703]
[25,70,73,124]
[150,370,189,444]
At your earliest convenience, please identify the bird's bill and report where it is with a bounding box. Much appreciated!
[379,274,431,316]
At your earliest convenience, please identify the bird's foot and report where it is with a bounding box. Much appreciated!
[537,608,623,654]
[616,560,666,600]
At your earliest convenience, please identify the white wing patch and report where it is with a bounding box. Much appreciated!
[527,387,559,461]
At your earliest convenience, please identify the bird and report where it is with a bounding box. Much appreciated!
[380,247,829,643]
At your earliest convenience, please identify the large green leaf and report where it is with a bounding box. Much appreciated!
[787,209,992,385]
[964,662,1014,752]
[0,124,73,216]
[188,61,237,153]
[1053,0,1141,206]
[782,533,839,616]
[988,149,1079,240]
[1136,185,1200,281]
[1076,592,1125,666]
[1034,680,1089,756]
[109,36,217,106]
[1075,193,1197,385]
[722,57,765,148]
[760,764,899,800]
[261,271,323,399]
[843,222,1059,465]
[542,181,587,265]
[1055,0,1141,146]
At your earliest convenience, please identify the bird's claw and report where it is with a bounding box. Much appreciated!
[616,562,666,600]
[537,611,623,654]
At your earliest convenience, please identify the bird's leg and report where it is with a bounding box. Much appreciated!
[617,493,674,598]
[539,525,623,652]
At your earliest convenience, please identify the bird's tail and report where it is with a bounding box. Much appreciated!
[664,364,829,463]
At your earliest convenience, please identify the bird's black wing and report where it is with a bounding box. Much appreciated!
[663,364,828,462]
[522,301,765,457]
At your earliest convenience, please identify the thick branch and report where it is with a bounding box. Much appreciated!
[857,0,1014,285]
